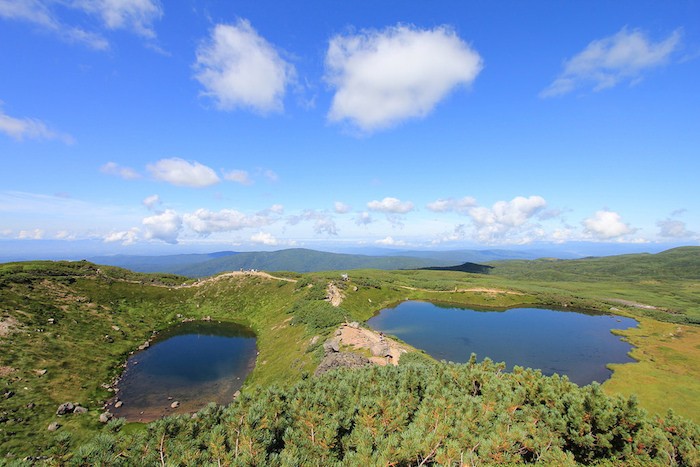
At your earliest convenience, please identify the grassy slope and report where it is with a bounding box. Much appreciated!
[1,251,700,457]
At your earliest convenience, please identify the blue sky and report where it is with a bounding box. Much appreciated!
[1,0,699,257]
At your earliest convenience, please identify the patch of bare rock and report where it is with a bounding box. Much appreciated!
[315,322,410,375]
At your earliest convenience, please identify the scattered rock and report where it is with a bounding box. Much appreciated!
[73,406,88,414]
[111,325,120,331]
[348,322,360,329]
[3,390,15,400]
[137,341,150,351]
[370,343,390,357]
[114,401,123,408]
[233,390,241,399]
[315,352,370,376]
[26,402,35,410]
[47,318,55,325]
[335,329,342,336]
[171,401,180,409]
[323,338,340,354]
[34,369,47,376]
[56,402,74,416]
[309,335,320,346]
[47,422,60,432]
[99,412,113,423]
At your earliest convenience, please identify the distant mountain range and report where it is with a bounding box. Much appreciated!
[89,248,458,277]
[88,247,542,277]
[87,245,700,279]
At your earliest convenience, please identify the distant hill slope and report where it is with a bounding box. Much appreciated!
[91,248,457,277]
[173,248,455,277]
[89,251,237,274]
[489,246,700,281]
[418,262,494,274]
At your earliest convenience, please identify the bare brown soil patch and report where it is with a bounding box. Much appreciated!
[336,323,410,366]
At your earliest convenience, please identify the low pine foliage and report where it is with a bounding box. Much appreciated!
[68,357,699,466]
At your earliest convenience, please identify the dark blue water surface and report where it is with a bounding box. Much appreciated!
[111,321,256,421]
[367,301,637,386]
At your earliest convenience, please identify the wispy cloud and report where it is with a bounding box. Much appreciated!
[194,20,295,113]
[0,103,74,143]
[287,209,338,236]
[541,27,681,97]
[223,169,253,185]
[0,0,162,49]
[325,24,483,132]
[101,162,141,180]
[657,218,695,239]
[426,196,476,213]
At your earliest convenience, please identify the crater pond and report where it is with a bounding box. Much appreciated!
[110,321,256,422]
[367,301,637,386]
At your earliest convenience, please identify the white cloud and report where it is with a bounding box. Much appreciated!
[142,209,182,244]
[426,196,476,213]
[104,228,140,245]
[583,210,634,239]
[74,0,162,39]
[250,231,279,246]
[657,219,695,238]
[194,20,295,113]
[269,204,284,215]
[0,103,75,143]
[367,197,414,214]
[334,201,351,214]
[325,24,483,132]
[17,228,44,240]
[223,169,253,185]
[184,208,276,235]
[287,209,338,236]
[101,161,141,180]
[355,211,373,226]
[375,236,407,246]
[467,195,547,242]
[147,158,220,188]
[541,27,681,97]
[142,194,160,210]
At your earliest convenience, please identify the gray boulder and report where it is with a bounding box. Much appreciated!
[56,402,74,416]
[99,412,113,423]
[73,406,88,414]
[370,343,390,357]
[47,422,60,432]
[323,338,340,354]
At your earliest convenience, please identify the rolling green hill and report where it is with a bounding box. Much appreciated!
[489,246,700,282]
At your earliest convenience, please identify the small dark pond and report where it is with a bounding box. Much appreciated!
[367,301,637,386]
[110,321,256,422]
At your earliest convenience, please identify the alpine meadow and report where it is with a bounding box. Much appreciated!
[1,1,700,465]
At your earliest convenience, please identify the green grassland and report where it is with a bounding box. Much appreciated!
[1,250,700,461]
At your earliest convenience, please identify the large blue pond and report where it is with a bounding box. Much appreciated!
[367,301,637,386]
[110,321,256,422]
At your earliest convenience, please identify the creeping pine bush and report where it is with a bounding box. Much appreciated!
[72,359,700,466]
